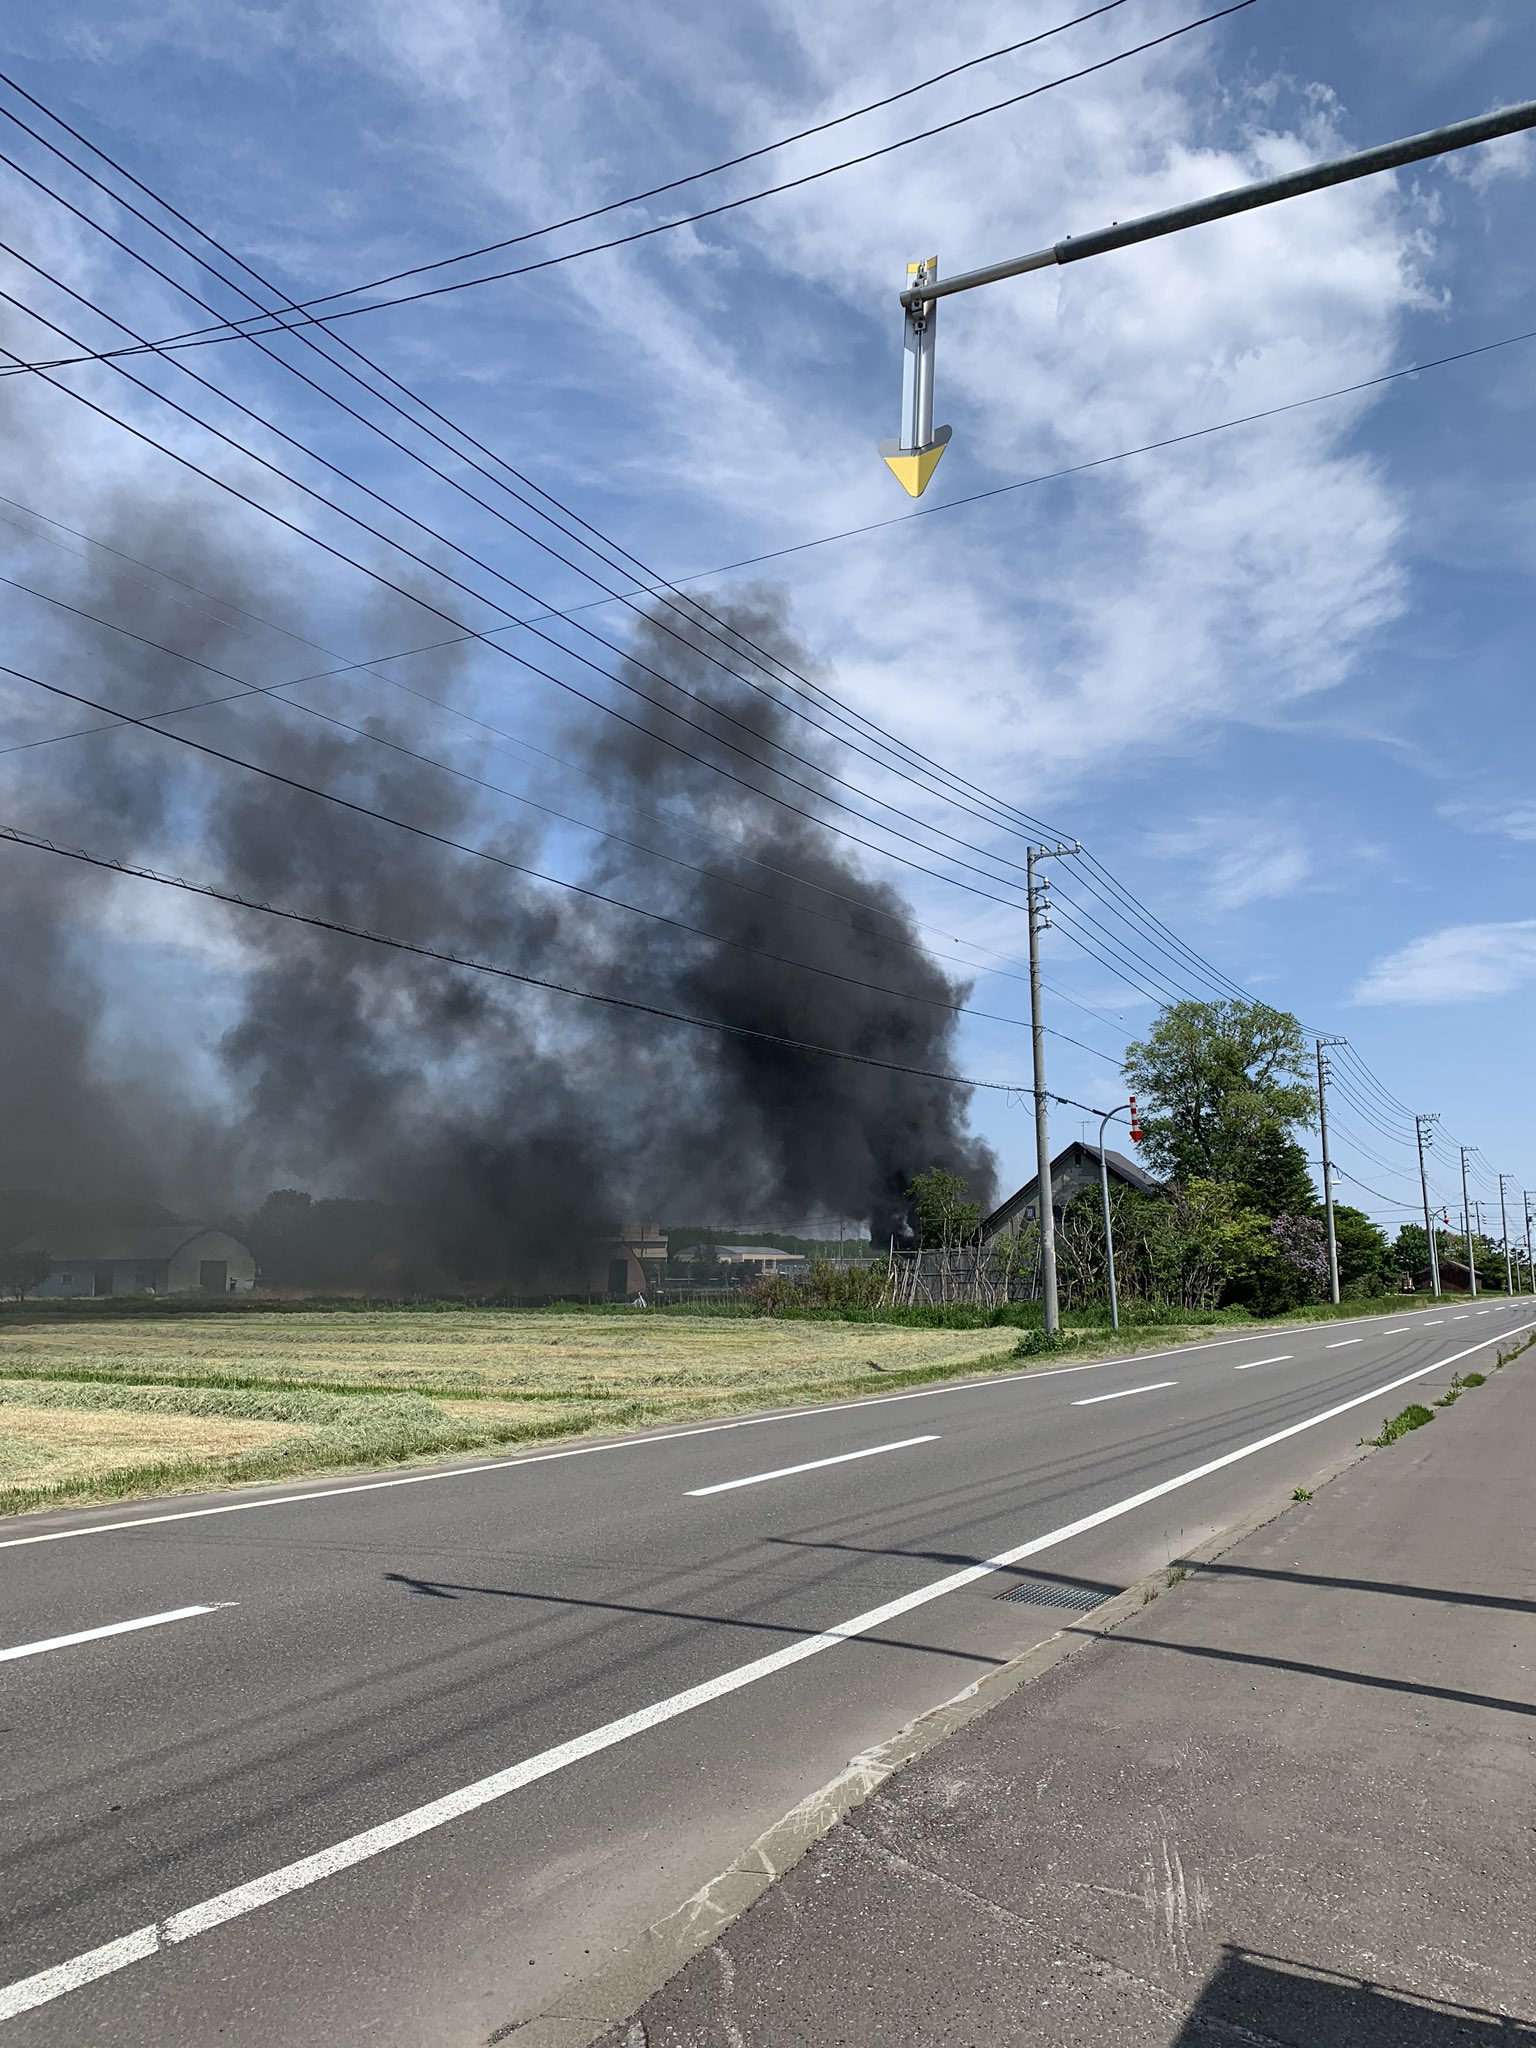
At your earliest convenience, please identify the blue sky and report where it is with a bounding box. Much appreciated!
[0,0,1532,1242]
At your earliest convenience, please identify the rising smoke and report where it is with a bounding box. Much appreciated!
[0,490,995,1288]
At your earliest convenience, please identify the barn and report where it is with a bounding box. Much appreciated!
[20,1226,258,1298]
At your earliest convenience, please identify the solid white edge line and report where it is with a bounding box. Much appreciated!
[0,1298,1495,1553]
[685,1435,937,1497]
[1234,1354,1293,1371]
[7,1318,1524,2024]
[1071,1381,1176,1407]
[0,1605,223,1664]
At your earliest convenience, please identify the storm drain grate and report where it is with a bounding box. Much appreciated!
[994,1576,1112,1611]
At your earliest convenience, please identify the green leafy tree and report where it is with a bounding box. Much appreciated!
[1124,999,1315,1191]
[1331,1205,1391,1295]
[1240,1123,1319,1219]
[907,1168,982,1249]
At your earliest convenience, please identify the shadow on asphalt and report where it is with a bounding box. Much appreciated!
[1175,1946,1536,2043]
[1168,1559,1536,1616]
[380,1571,1007,1667]
[1068,1627,1536,1718]
[764,1536,1125,1597]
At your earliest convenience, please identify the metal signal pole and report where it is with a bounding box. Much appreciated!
[1315,1037,1346,1304]
[1097,1096,1140,1333]
[884,99,1536,493]
[1460,1147,1478,1296]
[1498,1175,1516,1294]
[1415,1115,1441,1299]
[1026,840,1080,1336]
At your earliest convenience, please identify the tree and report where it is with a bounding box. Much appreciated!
[1240,1122,1319,1219]
[906,1168,981,1249]
[1332,1206,1391,1294]
[0,1248,52,1301]
[1124,999,1315,1190]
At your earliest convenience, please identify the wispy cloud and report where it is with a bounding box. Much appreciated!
[1144,810,1313,912]
[1353,919,1536,1004]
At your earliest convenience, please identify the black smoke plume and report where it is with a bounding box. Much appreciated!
[0,495,995,1288]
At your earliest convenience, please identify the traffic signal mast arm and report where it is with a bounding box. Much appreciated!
[882,97,1536,495]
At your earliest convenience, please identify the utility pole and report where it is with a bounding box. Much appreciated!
[883,99,1536,493]
[1026,840,1080,1336]
[1460,1147,1478,1297]
[1525,1192,1534,1300]
[1498,1174,1516,1294]
[1315,1038,1346,1305]
[1415,1115,1441,1299]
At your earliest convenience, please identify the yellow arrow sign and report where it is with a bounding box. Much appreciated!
[878,426,951,499]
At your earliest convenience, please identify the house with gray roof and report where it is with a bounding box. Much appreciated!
[981,1142,1162,1246]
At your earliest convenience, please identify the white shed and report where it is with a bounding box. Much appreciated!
[22,1227,258,1298]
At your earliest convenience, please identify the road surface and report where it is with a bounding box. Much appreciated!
[1,1298,1530,2044]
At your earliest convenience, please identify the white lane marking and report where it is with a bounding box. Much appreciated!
[0,1297,1492,1555]
[1476,1309,1491,1316]
[1383,1327,1409,1335]
[0,1605,225,1665]
[686,1436,937,1497]
[1326,1338,1363,1349]
[1234,1354,1293,1371]
[1072,1381,1176,1406]
[0,1319,1382,1553]
[5,1319,1529,2027]
[1424,1319,1444,1325]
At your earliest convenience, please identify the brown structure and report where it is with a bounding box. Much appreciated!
[591,1222,668,1300]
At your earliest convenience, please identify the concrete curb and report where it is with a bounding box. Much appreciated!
[495,1349,1536,2047]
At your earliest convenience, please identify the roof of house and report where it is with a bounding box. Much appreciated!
[714,1245,807,1261]
[981,1141,1161,1239]
[16,1225,245,1263]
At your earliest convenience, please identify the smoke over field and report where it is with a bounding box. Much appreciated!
[0,495,995,1288]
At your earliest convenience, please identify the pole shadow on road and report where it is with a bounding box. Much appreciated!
[1174,1946,1536,2044]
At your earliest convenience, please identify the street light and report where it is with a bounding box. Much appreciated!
[1098,1095,1142,1333]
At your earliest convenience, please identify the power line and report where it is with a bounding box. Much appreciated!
[0,4,1252,372]
[0,69,1474,1037]
[0,653,1068,1041]
[0,820,1102,1102]
[0,65,1501,1147]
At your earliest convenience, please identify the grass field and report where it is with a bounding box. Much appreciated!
[0,1292,1486,1518]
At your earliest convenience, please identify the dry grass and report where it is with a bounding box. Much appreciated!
[0,1311,1017,1518]
[0,1402,304,1493]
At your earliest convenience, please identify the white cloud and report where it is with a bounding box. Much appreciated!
[1352,919,1536,1004]
[1144,810,1313,911]
[309,0,1432,810]
[1445,125,1535,192]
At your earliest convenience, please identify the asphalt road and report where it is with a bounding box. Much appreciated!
[1,1298,1531,2046]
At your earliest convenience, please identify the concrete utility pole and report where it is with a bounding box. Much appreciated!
[883,98,1536,494]
[1026,840,1080,1336]
[1460,1147,1478,1297]
[1498,1174,1516,1294]
[1526,1193,1535,1300]
[1415,1114,1442,1300]
[1315,1037,1346,1305]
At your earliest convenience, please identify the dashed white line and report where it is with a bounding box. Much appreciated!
[1234,1354,1293,1371]
[1424,1319,1444,1326]
[1475,1309,1491,1316]
[1073,1380,1176,1406]
[2,1320,1529,2027]
[0,1605,225,1665]
[1383,1327,1409,1335]
[1326,1338,1363,1349]
[686,1436,937,1497]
